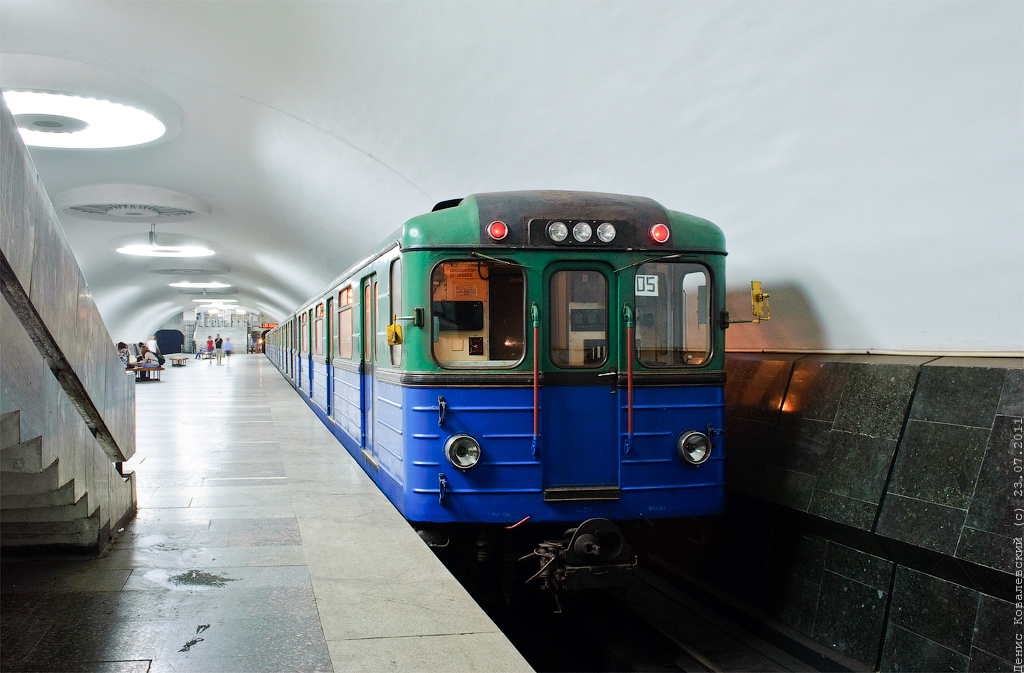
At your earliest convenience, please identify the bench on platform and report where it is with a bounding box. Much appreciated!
[126,366,164,381]
[168,356,189,367]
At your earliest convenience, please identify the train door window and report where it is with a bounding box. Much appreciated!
[634,262,711,366]
[390,259,402,366]
[325,298,332,359]
[363,281,375,363]
[338,286,353,359]
[549,270,608,368]
[300,313,308,353]
[431,260,525,368]
[314,303,325,356]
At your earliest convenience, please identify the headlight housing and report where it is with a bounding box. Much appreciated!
[445,434,482,470]
[676,430,711,465]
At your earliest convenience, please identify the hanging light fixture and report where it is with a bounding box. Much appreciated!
[116,224,214,257]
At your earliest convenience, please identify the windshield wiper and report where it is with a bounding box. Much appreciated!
[470,251,529,267]
[613,253,682,274]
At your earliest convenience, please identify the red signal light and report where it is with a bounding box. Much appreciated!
[488,221,508,241]
[649,223,670,244]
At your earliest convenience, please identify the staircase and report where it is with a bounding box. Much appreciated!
[1,410,136,553]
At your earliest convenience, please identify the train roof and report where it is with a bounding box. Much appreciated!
[400,190,726,254]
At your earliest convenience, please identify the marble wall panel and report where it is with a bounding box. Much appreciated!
[104,350,135,460]
[957,412,1022,575]
[763,532,895,667]
[0,100,36,290]
[72,272,96,404]
[724,354,801,496]
[813,543,892,665]
[761,356,926,531]
[85,294,108,418]
[27,186,62,339]
[764,531,826,635]
[971,594,1015,670]
[998,368,1023,417]
[1,297,48,443]
[879,567,997,672]
[910,360,1006,429]
[724,353,799,424]
[48,222,80,362]
[878,358,1022,570]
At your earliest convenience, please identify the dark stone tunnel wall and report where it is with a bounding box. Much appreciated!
[653,353,1021,671]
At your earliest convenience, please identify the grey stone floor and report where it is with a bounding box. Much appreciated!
[1,354,532,673]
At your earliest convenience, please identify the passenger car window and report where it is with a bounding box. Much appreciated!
[634,262,710,366]
[338,287,353,359]
[549,270,608,368]
[431,261,524,367]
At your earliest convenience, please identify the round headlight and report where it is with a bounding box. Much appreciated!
[677,431,711,465]
[572,222,593,242]
[445,434,482,470]
[597,222,616,242]
[548,221,569,242]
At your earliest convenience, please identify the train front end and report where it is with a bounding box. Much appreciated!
[390,192,726,590]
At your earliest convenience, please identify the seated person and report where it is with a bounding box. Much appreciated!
[136,345,161,368]
[117,342,135,368]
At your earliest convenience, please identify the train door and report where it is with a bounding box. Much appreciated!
[361,275,377,461]
[325,296,333,415]
[542,264,620,497]
[294,315,301,389]
[307,308,314,395]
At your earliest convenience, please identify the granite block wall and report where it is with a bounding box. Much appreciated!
[668,352,1021,671]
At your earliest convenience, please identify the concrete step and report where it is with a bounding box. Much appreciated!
[1,515,101,548]
[1,410,21,450]
[1,492,92,523]
[0,435,44,473]
[0,467,70,505]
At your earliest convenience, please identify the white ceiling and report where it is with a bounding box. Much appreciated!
[2,1,1021,352]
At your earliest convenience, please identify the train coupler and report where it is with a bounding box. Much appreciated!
[520,518,636,611]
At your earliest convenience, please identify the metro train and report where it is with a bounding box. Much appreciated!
[265,191,728,600]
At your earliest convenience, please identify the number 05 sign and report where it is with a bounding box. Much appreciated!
[635,275,659,296]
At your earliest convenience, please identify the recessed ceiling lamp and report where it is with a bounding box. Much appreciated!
[116,224,214,257]
[3,90,166,149]
[169,281,232,289]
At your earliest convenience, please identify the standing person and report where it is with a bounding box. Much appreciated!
[215,334,224,364]
[147,335,159,354]
[224,337,233,360]
[206,335,214,362]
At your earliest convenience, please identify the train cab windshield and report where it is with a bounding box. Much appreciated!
[634,262,711,366]
[431,261,525,367]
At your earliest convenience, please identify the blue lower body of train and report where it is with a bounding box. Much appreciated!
[268,349,724,526]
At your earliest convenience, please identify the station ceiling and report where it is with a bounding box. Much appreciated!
[2,2,1021,351]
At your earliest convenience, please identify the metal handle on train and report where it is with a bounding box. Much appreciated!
[393,308,424,327]
[531,302,540,458]
[623,303,634,455]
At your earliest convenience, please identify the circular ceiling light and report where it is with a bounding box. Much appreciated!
[3,90,166,148]
[116,243,214,257]
[192,298,237,303]
[169,281,232,289]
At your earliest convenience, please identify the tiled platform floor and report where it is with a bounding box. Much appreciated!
[1,354,533,673]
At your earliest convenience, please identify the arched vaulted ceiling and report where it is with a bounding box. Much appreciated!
[2,1,1021,351]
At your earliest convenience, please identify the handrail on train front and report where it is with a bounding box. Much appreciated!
[531,302,541,458]
[623,303,635,455]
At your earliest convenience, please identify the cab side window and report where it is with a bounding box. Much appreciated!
[431,261,524,368]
